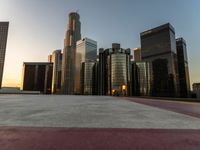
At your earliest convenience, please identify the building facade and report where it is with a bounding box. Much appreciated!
[21,62,53,94]
[0,22,9,88]
[48,54,52,62]
[81,61,97,95]
[176,38,190,97]
[61,12,81,94]
[140,23,179,97]
[133,48,141,62]
[131,62,152,96]
[98,48,107,95]
[49,50,62,94]
[99,43,131,96]
[193,83,200,99]
[75,38,97,94]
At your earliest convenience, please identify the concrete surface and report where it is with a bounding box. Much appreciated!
[124,97,200,118]
[1,95,200,150]
[0,95,200,129]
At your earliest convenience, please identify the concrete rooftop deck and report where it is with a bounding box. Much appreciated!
[0,95,200,150]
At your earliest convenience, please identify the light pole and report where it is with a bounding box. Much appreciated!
[122,85,126,96]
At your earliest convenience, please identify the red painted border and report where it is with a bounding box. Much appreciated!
[124,97,200,118]
[0,127,200,150]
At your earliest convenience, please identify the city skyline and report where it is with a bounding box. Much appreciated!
[0,0,200,87]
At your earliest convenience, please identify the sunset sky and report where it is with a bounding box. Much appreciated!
[0,0,200,87]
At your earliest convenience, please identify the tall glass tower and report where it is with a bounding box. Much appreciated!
[176,38,190,97]
[140,23,179,97]
[61,12,81,94]
[75,38,97,94]
[0,22,9,88]
[49,50,62,94]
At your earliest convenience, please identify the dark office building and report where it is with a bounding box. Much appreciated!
[176,38,190,97]
[98,43,131,96]
[0,22,9,88]
[81,61,97,95]
[131,62,139,96]
[98,48,107,95]
[21,62,53,94]
[193,83,200,98]
[131,62,152,96]
[93,61,99,95]
[140,23,179,97]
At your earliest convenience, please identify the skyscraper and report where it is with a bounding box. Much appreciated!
[61,12,81,94]
[99,43,131,96]
[81,61,97,95]
[75,38,97,94]
[98,48,107,95]
[0,22,9,88]
[176,38,190,97]
[132,62,152,96]
[140,23,179,97]
[49,50,62,94]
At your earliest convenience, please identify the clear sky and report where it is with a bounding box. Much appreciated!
[0,0,200,87]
